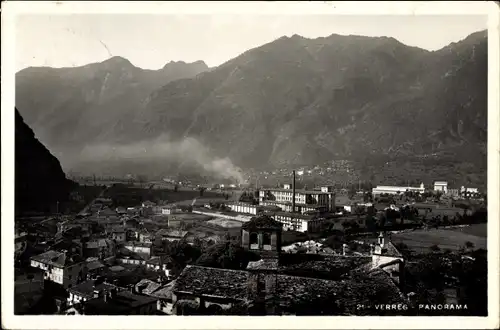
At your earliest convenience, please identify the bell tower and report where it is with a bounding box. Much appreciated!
[242,215,282,315]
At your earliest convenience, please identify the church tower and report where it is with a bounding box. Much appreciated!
[241,215,282,314]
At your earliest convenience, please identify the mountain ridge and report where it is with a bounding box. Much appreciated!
[16,30,487,182]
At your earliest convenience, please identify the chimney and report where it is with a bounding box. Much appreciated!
[292,170,296,214]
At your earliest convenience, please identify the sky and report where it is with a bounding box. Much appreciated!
[16,14,487,71]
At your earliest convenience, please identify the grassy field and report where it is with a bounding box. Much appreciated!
[391,224,487,252]
[446,223,487,237]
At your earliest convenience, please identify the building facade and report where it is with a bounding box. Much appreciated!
[433,181,448,193]
[372,183,425,196]
[30,250,86,288]
[258,185,335,213]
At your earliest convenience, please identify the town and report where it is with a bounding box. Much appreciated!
[15,171,487,316]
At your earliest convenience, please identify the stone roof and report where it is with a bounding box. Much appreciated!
[247,259,279,271]
[86,239,109,249]
[30,250,82,268]
[68,280,116,299]
[173,265,249,300]
[241,215,283,231]
[156,229,188,238]
[173,263,407,315]
[135,279,161,295]
[150,280,176,300]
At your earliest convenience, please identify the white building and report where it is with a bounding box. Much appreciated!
[227,202,261,215]
[161,205,181,215]
[433,181,448,193]
[372,183,425,196]
[30,250,86,288]
[259,185,335,213]
[271,212,325,233]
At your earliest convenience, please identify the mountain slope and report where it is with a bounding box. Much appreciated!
[135,31,487,169]
[15,31,487,177]
[15,58,209,160]
[15,108,76,215]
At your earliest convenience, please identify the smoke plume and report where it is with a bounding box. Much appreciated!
[74,135,245,184]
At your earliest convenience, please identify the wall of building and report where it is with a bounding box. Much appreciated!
[123,245,151,258]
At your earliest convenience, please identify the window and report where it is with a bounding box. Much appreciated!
[262,233,271,245]
[249,232,258,245]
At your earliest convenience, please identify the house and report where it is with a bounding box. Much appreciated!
[134,279,161,296]
[150,280,176,315]
[259,185,336,213]
[84,259,107,280]
[30,250,86,288]
[138,231,154,243]
[63,290,159,315]
[433,181,448,193]
[145,256,174,278]
[161,205,181,215]
[155,229,188,242]
[142,201,157,208]
[122,242,152,259]
[84,239,115,259]
[269,212,326,233]
[67,278,118,306]
[372,183,425,196]
[110,228,127,242]
[116,207,128,215]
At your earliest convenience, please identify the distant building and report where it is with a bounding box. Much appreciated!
[161,205,181,215]
[156,229,188,242]
[30,250,86,288]
[122,242,152,259]
[372,183,425,196]
[433,181,448,193]
[110,228,127,242]
[67,279,118,307]
[227,202,262,215]
[259,185,335,214]
[270,212,326,233]
[84,239,114,259]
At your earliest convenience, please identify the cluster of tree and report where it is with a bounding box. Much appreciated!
[407,249,487,316]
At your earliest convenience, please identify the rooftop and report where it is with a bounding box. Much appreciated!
[156,229,188,238]
[82,291,158,315]
[30,250,83,268]
[241,215,283,231]
[135,279,161,295]
[247,259,279,271]
[68,280,116,299]
[173,265,407,314]
[173,265,248,300]
[262,188,334,195]
[150,280,176,300]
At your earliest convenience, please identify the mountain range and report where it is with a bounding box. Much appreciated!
[15,30,487,180]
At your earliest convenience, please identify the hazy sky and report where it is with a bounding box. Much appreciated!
[16,14,487,71]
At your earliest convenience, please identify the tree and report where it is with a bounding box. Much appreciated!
[429,244,441,252]
[465,241,475,250]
